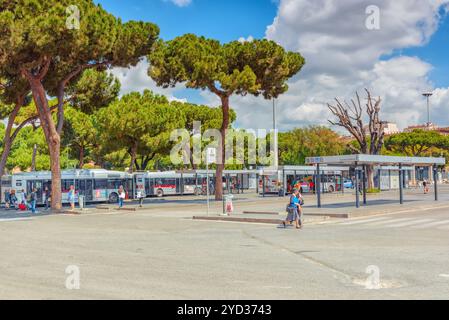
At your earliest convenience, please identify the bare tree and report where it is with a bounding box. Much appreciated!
[328,89,386,188]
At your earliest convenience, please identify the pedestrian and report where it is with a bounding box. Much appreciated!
[118,186,126,208]
[4,190,10,209]
[30,188,37,214]
[44,186,51,210]
[137,190,144,208]
[282,188,302,229]
[10,190,18,209]
[21,189,28,207]
[68,185,76,211]
[423,180,429,194]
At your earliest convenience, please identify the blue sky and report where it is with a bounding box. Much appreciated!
[97,0,277,42]
[384,14,449,88]
[97,0,448,87]
[98,0,449,130]
[96,0,278,105]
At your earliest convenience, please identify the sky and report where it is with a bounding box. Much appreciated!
[97,0,449,132]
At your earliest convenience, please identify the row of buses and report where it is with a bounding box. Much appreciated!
[1,167,346,205]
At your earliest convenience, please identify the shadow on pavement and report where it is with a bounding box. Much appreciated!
[314,199,421,209]
[0,209,53,220]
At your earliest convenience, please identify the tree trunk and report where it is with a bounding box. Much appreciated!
[79,146,85,169]
[0,140,12,178]
[129,143,137,173]
[28,77,62,210]
[0,97,23,178]
[215,95,230,201]
[31,144,37,171]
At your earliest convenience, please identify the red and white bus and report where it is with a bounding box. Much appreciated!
[139,172,204,197]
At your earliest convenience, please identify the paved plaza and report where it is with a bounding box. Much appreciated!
[0,187,448,299]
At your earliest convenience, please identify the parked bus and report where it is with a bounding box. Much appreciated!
[139,172,204,197]
[259,166,346,195]
[1,169,132,205]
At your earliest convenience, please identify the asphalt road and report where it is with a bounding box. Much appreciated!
[0,202,448,299]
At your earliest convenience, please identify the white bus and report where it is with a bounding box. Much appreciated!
[1,169,133,205]
[138,172,204,197]
[259,166,347,195]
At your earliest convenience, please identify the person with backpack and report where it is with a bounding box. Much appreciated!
[68,185,76,211]
[118,186,126,208]
[30,188,37,214]
[136,190,144,208]
[20,189,28,207]
[282,188,302,230]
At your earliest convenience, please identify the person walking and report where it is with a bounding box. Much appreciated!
[118,186,126,208]
[44,187,51,210]
[282,189,302,230]
[137,190,144,208]
[21,189,28,208]
[10,190,18,209]
[68,185,76,211]
[423,180,429,194]
[30,188,37,214]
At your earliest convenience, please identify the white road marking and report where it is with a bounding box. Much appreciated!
[0,217,33,222]
[412,220,449,229]
[366,218,417,226]
[340,217,392,226]
[385,219,435,228]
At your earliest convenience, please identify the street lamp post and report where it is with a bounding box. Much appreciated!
[422,92,433,127]
[272,98,279,169]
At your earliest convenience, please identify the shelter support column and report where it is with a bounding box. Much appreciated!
[283,169,287,197]
[316,164,321,208]
[399,164,404,205]
[355,164,360,208]
[362,165,367,205]
[434,164,439,201]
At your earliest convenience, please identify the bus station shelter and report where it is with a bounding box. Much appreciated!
[306,154,446,208]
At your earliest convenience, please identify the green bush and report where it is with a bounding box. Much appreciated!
[366,188,381,194]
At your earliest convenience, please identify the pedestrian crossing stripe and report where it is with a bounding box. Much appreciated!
[412,220,449,229]
[339,217,449,230]
[363,218,416,226]
[385,219,434,228]
[0,218,33,222]
[340,217,391,225]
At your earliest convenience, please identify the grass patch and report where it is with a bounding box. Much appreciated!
[366,188,381,194]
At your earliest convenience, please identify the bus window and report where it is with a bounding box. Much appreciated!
[1,178,12,188]
[62,179,78,193]
[107,179,123,190]
[94,179,108,190]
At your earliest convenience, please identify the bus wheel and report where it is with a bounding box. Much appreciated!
[156,189,164,197]
[109,193,119,204]
[328,185,335,193]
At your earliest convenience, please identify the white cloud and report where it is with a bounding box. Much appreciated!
[165,0,192,7]
[229,0,449,131]
[238,35,254,43]
[110,59,187,102]
[110,1,449,133]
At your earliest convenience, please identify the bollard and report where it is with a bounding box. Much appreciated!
[223,194,234,216]
[78,195,85,211]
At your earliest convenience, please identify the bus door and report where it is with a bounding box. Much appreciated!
[146,178,155,196]
[79,180,94,202]
[27,180,44,204]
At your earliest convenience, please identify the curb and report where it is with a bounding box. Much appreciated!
[243,211,280,215]
[192,215,330,225]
